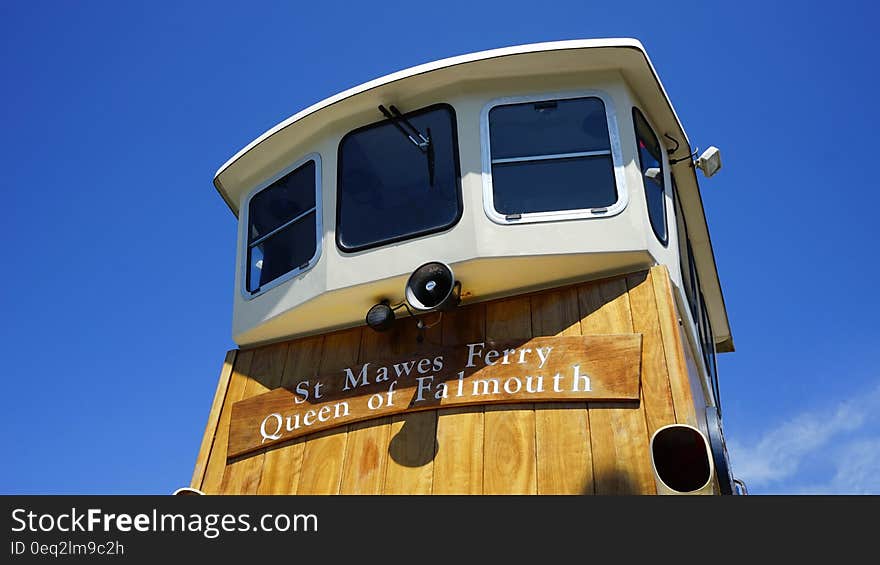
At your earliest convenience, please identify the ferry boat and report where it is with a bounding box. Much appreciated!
[187,38,744,495]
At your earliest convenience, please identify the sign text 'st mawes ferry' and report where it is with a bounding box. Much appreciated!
[185,39,746,496]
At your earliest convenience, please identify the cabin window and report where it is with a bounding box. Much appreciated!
[673,177,721,411]
[244,156,321,296]
[633,108,667,245]
[673,178,697,314]
[336,103,462,252]
[481,93,625,224]
[699,290,721,414]
[675,190,722,413]
[686,238,702,328]
[689,255,721,413]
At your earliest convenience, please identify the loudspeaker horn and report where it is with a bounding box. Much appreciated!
[404,261,460,312]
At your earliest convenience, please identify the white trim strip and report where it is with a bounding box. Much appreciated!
[248,207,316,248]
[491,149,611,164]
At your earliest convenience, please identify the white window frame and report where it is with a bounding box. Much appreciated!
[480,90,628,225]
[240,152,323,300]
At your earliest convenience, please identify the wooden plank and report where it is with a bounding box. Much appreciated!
[626,270,676,437]
[219,343,288,494]
[338,416,391,494]
[296,329,361,494]
[531,288,582,338]
[190,349,237,490]
[531,289,593,495]
[578,275,655,495]
[578,276,632,334]
[650,265,698,427]
[433,304,486,494]
[200,349,254,493]
[483,296,537,495]
[383,411,438,494]
[534,405,591,494]
[432,406,484,494]
[217,376,268,495]
[337,322,402,494]
[382,318,440,494]
[257,335,324,495]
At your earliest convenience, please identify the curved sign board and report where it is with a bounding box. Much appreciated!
[228,334,642,459]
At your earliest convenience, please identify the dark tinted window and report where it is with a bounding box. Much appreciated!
[492,157,616,215]
[673,178,696,314]
[677,196,721,415]
[337,104,462,252]
[699,291,721,415]
[687,238,701,324]
[633,108,667,244]
[246,160,319,294]
[489,97,611,158]
[487,96,616,217]
[249,168,316,238]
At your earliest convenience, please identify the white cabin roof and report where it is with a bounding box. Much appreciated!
[212,38,735,352]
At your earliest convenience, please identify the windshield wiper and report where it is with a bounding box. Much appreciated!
[378,105,435,186]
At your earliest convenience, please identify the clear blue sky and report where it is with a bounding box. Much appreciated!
[2,0,878,495]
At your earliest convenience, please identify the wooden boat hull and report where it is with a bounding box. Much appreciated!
[190,265,715,495]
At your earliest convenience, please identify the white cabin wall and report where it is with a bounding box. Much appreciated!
[230,71,668,346]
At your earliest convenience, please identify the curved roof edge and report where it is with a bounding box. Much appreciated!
[213,38,682,186]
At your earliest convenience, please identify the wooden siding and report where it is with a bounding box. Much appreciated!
[191,265,710,495]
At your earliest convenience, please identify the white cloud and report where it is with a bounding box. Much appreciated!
[824,439,880,494]
[784,439,880,495]
[728,384,880,494]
